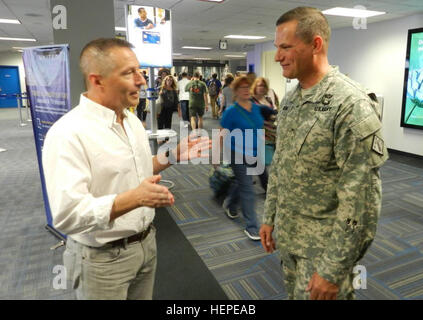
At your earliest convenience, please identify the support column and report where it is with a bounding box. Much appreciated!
[50,0,115,108]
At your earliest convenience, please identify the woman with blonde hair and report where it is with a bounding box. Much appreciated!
[251,77,278,168]
[158,75,179,129]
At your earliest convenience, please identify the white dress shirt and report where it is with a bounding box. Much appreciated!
[42,94,154,247]
[178,78,190,101]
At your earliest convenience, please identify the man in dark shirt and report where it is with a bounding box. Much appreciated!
[134,7,154,29]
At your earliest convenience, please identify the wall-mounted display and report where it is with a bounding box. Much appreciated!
[126,5,172,68]
[401,27,423,130]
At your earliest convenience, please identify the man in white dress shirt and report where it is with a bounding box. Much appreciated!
[42,38,209,300]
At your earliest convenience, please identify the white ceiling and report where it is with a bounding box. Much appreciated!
[0,0,422,61]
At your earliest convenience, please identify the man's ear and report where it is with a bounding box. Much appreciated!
[87,73,103,88]
[312,35,324,54]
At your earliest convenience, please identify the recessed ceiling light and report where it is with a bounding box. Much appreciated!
[0,18,20,24]
[172,53,182,56]
[224,55,246,58]
[0,37,36,42]
[224,35,266,40]
[182,46,212,50]
[197,0,225,3]
[322,7,386,18]
[115,27,126,32]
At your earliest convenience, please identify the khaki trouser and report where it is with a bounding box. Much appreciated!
[63,226,157,300]
[280,252,355,300]
[209,95,218,118]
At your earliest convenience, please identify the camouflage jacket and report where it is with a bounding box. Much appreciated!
[264,66,389,285]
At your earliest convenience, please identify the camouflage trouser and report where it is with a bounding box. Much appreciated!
[280,252,355,300]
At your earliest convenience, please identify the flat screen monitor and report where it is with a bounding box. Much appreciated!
[401,27,423,130]
[126,5,172,68]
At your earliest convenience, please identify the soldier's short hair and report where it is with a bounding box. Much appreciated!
[79,38,134,80]
[276,7,331,49]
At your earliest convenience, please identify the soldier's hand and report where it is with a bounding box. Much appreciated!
[259,224,275,253]
[135,175,175,208]
[306,272,339,300]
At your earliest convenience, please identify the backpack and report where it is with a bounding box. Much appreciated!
[189,80,203,97]
[208,80,218,96]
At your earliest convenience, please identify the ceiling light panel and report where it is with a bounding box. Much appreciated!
[0,18,20,24]
[322,7,386,18]
[224,35,266,40]
[182,46,212,50]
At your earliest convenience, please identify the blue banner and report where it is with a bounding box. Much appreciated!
[22,45,70,237]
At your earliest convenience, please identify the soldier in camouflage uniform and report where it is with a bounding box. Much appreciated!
[259,7,388,300]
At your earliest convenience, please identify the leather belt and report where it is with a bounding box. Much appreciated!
[108,225,152,247]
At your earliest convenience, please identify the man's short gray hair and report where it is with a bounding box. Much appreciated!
[79,38,134,80]
[276,7,331,48]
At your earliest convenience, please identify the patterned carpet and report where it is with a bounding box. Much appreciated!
[0,108,423,300]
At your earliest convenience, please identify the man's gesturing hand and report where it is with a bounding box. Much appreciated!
[177,134,212,162]
[306,272,339,300]
[135,175,174,208]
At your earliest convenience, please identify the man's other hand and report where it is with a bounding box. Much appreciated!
[135,175,174,208]
[306,272,339,300]
[259,224,276,253]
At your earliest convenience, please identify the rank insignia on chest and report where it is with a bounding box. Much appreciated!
[321,94,332,105]
[282,105,290,111]
[372,135,384,155]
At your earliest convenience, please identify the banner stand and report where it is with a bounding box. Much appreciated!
[45,225,66,250]
[23,44,71,248]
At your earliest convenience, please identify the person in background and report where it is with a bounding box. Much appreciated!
[42,38,210,300]
[142,70,149,83]
[246,71,256,86]
[158,75,179,129]
[155,68,170,89]
[207,73,222,120]
[251,77,278,147]
[250,77,278,189]
[136,71,148,127]
[219,74,234,117]
[219,76,265,241]
[185,72,209,131]
[134,7,154,29]
[177,72,191,128]
[260,7,388,300]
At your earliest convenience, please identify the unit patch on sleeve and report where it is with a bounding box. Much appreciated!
[372,135,384,155]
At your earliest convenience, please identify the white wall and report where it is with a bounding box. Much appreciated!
[0,51,26,95]
[329,14,423,156]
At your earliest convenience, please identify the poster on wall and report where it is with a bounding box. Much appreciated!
[22,45,71,239]
[401,27,423,130]
[126,5,172,68]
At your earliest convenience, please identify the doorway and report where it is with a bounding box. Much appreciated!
[0,66,21,108]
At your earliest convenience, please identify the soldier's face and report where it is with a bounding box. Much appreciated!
[274,20,313,81]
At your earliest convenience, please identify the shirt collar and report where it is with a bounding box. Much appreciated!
[80,93,129,128]
[289,65,339,104]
